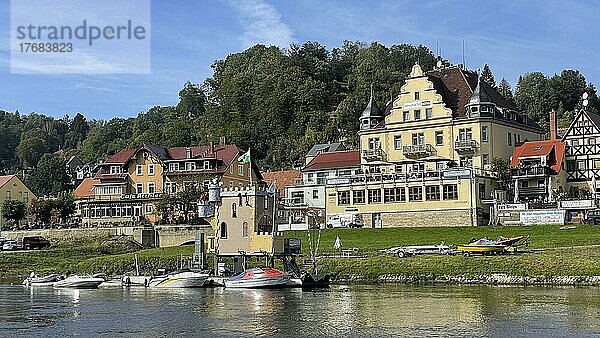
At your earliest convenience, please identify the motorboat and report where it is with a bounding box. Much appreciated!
[54,275,105,289]
[148,269,209,288]
[457,236,526,256]
[22,273,63,286]
[225,268,291,289]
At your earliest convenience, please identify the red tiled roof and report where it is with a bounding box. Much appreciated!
[511,139,566,174]
[0,175,14,188]
[303,150,361,172]
[262,170,301,196]
[104,149,136,164]
[73,178,99,199]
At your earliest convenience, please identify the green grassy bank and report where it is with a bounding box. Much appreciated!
[2,225,600,283]
[286,225,600,283]
[0,237,194,279]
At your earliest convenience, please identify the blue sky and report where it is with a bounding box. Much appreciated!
[0,0,599,120]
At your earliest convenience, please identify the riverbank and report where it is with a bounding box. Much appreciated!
[287,224,600,285]
[2,225,600,285]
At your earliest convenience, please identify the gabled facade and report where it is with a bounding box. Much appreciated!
[0,175,37,227]
[510,139,566,203]
[75,140,263,225]
[562,109,600,196]
[326,63,545,227]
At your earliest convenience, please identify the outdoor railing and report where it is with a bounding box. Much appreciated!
[454,139,479,153]
[402,144,435,158]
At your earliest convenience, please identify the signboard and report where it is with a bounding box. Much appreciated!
[120,193,162,200]
[443,169,471,178]
[403,100,431,109]
[498,203,527,211]
[559,200,595,209]
[519,210,565,225]
[327,177,350,185]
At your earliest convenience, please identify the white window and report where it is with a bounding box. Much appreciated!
[148,164,155,175]
[508,133,512,146]
[23,192,29,203]
[232,203,237,218]
[482,126,489,142]
[435,131,443,146]
[185,162,196,171]
[414,92,420,100]
[238,164,244,176]
[136,183,143,194]
[5,191,10,199]
[169,162,180,172]
[230,165,234,174]
[203,161,210,170]
[165,182,176,194]
[313,190,319,199]
[394,136,402,149]
[482,154,490,165]
[110,165,121,174]
[136,165,143,176]
[145,204,152,214]
[148,182,155,194]
[229,181,234,189]
[403,111,410,122]
[414,110,421,120]
[426,108,433,119]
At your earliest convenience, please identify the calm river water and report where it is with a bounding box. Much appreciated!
[0,283,599,337]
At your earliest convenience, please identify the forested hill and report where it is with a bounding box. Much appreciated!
[1,41,600,176]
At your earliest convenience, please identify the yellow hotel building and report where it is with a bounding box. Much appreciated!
[326,64,545,226]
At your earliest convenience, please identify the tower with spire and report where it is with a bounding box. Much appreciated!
[465,73,492,117]
[359,83,383,130]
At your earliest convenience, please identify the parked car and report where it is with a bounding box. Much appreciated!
[17,236,51,250]
[326,213,364,228]
[0,237,8,248]
[2,240,18,251]
[584,210,600,225]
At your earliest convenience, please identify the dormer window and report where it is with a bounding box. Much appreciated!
[534,146,542,152]
[109,165,121,174]
[169,162,179,172]
[470,106,479,113]
[481,105,489,112]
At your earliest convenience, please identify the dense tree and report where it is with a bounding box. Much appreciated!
[2,199,27,225]
[26,154,70,197]
[56,194,76,222]
[481,64,496,88]
[29,199,54,224]
[498,78,514,103]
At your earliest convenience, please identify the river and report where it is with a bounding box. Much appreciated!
[0,283,599,337]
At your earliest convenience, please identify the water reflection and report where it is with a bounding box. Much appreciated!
[1,284,599,337]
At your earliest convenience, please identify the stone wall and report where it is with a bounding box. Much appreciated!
[1,227,140,244]
[379,209,472,227]
[154,225,214,248]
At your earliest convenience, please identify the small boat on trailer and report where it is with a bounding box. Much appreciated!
[22,273,63,286]
[54,275,105,289]
[148,269,209,288]
[225,268,291,289]
[457,236,527,256]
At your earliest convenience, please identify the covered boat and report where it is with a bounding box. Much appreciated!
[54,275,105,289]
[148,269,209,288]
[225,268,291,289]
[22,273,63,286]
[457,236,525,255]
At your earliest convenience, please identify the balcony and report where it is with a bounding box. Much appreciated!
[402,144,435,158]
[454,139,479,153]
[511,166,550,178]
[362,148,387,162]
[517,186,547,196]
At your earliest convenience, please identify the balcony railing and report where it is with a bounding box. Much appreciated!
[454,139,479,153]
[362,148,387,162]
[511,166,550,178]
[517,186,547,196]
[402,144,435,158]
[325,168,486,187]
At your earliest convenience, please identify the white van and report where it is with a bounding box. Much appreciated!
[326,213,364,228]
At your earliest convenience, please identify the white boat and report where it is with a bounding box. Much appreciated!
[148,269,209,288]
[22,273,63,286]
[225,268,291,289]
[54,275,105,289]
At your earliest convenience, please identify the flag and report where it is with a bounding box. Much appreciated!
[267,181,276,195]
[238,149,251,164]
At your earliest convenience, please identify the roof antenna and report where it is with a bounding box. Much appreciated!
[370,82,374,98]
[462,39,466,69]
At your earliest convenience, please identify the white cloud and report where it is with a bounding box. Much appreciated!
[229,0,294,48]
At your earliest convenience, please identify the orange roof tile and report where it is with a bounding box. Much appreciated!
[73,178,99,199]
[303,150,361,172]
[0,175,14,188]
[262,170,301,196]
[511,139,566,174]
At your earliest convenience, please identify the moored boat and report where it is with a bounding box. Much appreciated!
[148,269,209,288]
[22,273,63,286]
[225,268,291,289]
[54,275,105,289]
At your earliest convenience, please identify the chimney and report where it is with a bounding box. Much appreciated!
[549,110,557,140]
[219,136,226,146]
[210,141,214,154]
[185,147,191,159]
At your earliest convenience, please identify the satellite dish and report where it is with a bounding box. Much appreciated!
[583,92,589,100]
[583,99,589,107]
